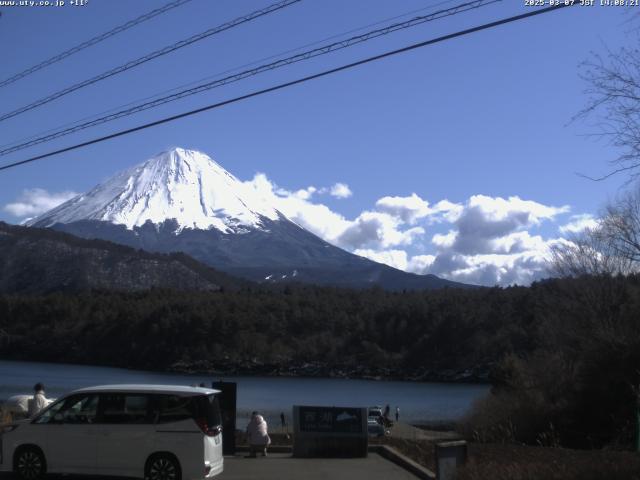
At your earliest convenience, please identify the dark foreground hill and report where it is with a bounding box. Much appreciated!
[0,222,243,293]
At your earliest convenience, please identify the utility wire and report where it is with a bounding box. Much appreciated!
[0,0,500,157]
[0,0,461,152]
[0,0,195,89]
[0,3,575,173]
[0,0,301,124]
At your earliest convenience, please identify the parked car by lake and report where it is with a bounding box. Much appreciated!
[0,384,223,480]
[367,406,383,420]
[367,406,385,437]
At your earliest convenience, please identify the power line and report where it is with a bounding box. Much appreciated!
[0,0,462,152]
[0,0,500,157]
[0,0,195,89]
[0,3,575,173]
[0,0,301,124]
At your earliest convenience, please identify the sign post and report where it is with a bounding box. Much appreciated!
[292,405,368,457]
[436,440,467,480]
[212,381,237,456]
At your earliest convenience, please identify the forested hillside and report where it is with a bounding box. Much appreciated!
[0,275,635,381]
[0,283,532,379]
[1,274,638,447]
[0,222,244,293]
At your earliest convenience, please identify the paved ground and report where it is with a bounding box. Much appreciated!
[0,453,422,480]
[219,453,420,480]
[0,423,443,480]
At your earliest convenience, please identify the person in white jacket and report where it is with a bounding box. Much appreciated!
[31,382,48,417]
[246,412,271,457]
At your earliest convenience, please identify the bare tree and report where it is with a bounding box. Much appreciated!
[550,227,633,278]
[599,187,640,263]
[577,43,640,181]
[551,187,640,277]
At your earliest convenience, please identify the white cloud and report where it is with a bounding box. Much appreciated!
[451,195,569,255]
[415,250,555,286]
[467,195,569,224]
[243,173,351,241]
[243,174,427,251]
[329,183,352,199]
[410,195,572,285]
[375,193,463,225]
[290,186,317,201]
[4,188,78,218]
[432,230,457,248]
[336,211,424,250]
[431,199,464,223]
[375,193,431,224]
[242,174,581,286]
[559,214,598,234]
[407,254,436,273]
[354,248,408,270]
[490,231,548,254]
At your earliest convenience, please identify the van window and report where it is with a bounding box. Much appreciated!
[34,394,98,424]
[155,395,194,423]
[33,397,67,424]
[64,394,99,424]
[194,394,222,428]
[100,394,151,424]
[154,394,221,427]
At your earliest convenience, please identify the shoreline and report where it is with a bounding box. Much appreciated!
[153,359,493,385]
[0,356,492,385]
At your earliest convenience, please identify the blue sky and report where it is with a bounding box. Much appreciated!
[0,0,634,285]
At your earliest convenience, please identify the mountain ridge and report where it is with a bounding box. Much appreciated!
[28,148,472,291]
[0,221,244,293]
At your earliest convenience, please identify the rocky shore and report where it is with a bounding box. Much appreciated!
[166,360,492,384]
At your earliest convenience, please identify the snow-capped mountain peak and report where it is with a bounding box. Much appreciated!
[25,147,468,290]
[28,148,281,232]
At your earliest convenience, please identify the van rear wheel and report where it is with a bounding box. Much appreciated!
[14,446,46,480]
[145,454,181,480]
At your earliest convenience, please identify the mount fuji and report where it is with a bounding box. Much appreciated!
[28,148,467,290]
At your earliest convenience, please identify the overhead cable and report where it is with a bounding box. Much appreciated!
[0,0,302,123]
[0,0,195,89]
[0,0,465,152]
[0,3,575,172]
[0,0,499,156]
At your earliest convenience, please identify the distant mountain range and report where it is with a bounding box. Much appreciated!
[0,222,242,294]
[27,148,470,291]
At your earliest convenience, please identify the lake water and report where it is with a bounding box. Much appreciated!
[0,360,489,426]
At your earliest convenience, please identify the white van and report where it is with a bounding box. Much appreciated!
[0,384,223,480]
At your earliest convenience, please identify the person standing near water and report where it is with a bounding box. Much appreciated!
[280,412,286,430]
[246,411,271,457]
[395,406,400,422]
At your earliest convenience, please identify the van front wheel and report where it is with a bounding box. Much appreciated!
[14,446,46,480]
[145,454,181,480]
